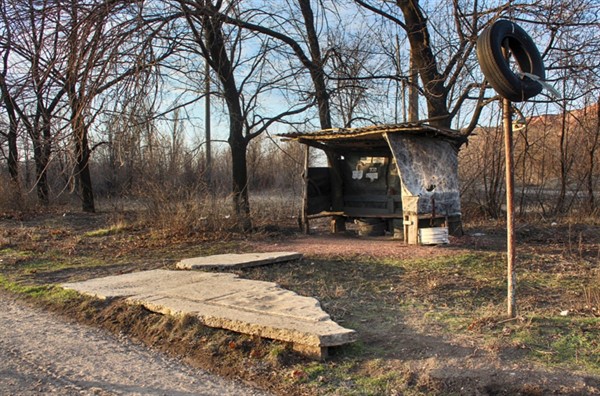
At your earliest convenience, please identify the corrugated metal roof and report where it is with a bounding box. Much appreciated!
[278,122,463,141]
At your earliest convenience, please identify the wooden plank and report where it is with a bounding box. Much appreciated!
[307,211,404,219]
[343,194,401,202]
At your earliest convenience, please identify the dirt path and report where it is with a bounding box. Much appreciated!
[245,232,471,259]
[0,293,270,396]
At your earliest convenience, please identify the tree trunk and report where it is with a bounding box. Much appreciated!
[224,88,251,230]
[32,134,49,206]
[298,0,331,130]
[0,75,20,185]
[203,8,251,230]
[73,116,95,213]
[6,108,19,184]
[297,0,344,230]
[230,133,251,231]
[27,117,53,207]
[204,61,212,188]
[587,98,600,212]
[396,0,450,127]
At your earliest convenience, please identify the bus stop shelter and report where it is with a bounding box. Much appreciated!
[279,123,466,244]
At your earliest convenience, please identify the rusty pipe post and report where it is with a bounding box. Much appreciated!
[503,97,517,318]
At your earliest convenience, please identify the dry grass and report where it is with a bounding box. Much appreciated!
[0,175,38,213]
[583,280,600,314]
[132,182,300,237]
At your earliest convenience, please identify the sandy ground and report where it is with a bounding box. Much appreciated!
[246,232,471,259]
[0,292,270,396]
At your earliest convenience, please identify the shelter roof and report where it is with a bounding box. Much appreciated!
[278,123,466,152]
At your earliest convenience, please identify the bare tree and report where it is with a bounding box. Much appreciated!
[0,26,19,184]
[0,0,69,205]
[176,0,314,230]
[0,0,165,209]
[55,0,179,212]
[173,1,336,129]
[584,99,600,211]
[61,0,130,212]
[353,0,500,133]
[328,30,384,127]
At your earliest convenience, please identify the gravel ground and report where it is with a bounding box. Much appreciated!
[0,293,270,396]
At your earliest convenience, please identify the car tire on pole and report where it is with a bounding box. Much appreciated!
[476,19,545,102]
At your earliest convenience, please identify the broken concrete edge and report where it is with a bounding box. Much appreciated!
[61,287,358,360]
[292,344,330,360]
[136,296,358,347]
[176,252,303,270]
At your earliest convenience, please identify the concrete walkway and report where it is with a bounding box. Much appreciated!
[63,270,357,358]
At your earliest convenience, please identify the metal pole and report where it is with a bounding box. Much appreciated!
[205,61,212,187]
[503,97,517,318]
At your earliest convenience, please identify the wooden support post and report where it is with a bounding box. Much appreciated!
[503,97,517,318]
[301,145,310,234]
[403,213,419,245]
[326,151,345,234]
[329,217,344,234]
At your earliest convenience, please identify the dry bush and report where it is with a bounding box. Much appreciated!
[459,124,506,220]
[583,284,600,313]
[249,190,302,231]
[460,103,600,220]
[0,174,38,213]
[132,177,302,237]
[135,180,240,237]
[0,175,21,211]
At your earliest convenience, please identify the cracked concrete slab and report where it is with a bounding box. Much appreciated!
[62,270,356,359]
[176,252,303,270]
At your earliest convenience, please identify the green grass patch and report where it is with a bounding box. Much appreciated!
[84,223,128,237]
[423,308,473,332]
[19,257,67,272]
[354,371,407,396]
[11,253,108,274]
[0,248,32,257]
[290,359,421,396]
[0,274,80,303]
[397,252,504,273]
[510,316,600,373]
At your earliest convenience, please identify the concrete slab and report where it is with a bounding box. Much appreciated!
[63,270,356,359]
[176,252,302,270]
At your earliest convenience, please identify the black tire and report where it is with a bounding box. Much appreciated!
[476,19,545,102]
